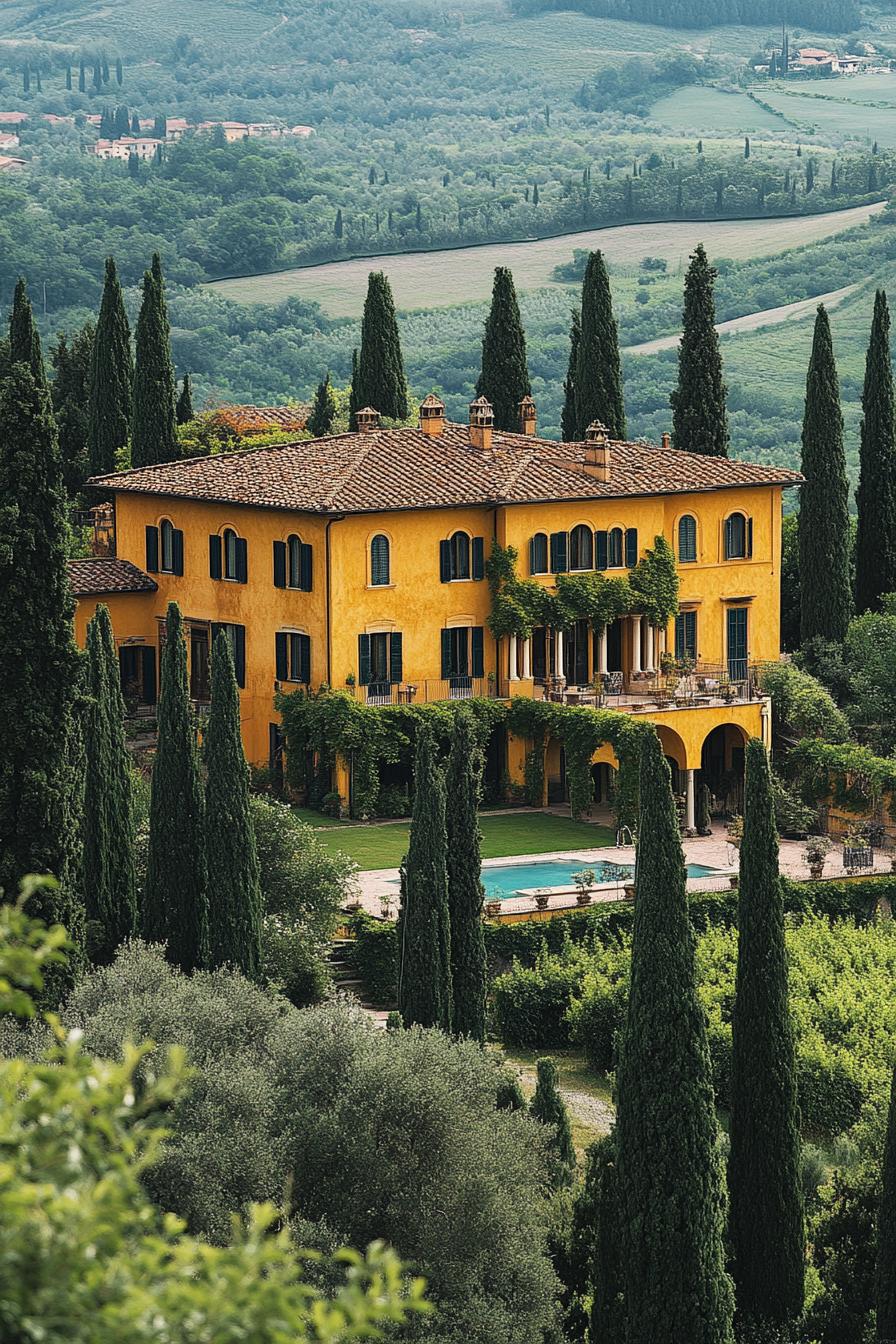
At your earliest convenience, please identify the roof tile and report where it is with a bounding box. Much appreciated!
[68,558,158,596]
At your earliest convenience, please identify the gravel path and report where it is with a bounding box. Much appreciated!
[516,1062,615,1139]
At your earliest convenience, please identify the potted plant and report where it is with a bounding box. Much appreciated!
[345,672,356,687]
[572,867,595,907]
[726,814,744,850]
[804,834,832,880]
[533,889,550,911]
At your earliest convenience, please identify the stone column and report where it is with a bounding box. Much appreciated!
[509,634,519,682]
[630,614,642,675]
[522,636,532,680]
[685,769,696,832]
[643,623,655,674]
[598,626,609,675]
[555,628,565,682]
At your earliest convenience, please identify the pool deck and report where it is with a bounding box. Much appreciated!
[350,820,895,919]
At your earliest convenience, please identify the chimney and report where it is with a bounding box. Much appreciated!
[661,430,671,450]
[582,420,610,482]
[355,406,380,433]
[419,392,446,437]
[518,394,537,437]
[468,395,494,452]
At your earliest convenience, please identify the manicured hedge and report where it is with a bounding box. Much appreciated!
[346,911,397,1005]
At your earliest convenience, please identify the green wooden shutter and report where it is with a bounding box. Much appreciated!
[275,632,288,681]
[441,629,452,678]
[235,537,248,584]
[145,525,159,572]
[172,529,184,576]
[747,517,753,558]
[471,627,484,678]
[358,634,371,685]
[209,534,222,579]
[528,536,537,574]
[273,541,287,588]
[439,540,451,583]
[550,532,568,573]
[234,625,246,687]
[299,634,311,684]
[595,530,608,570]
[141,646,156,703]
[471,536,485,579]
[389,632,403,683]
[300,543,313,592]
[625,528,638,568]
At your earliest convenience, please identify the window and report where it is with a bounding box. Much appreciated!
[439,532,484,582]
[275,631,311,684]
[359,632,402,696]
[370,534,390,586]
[624,527,639,568]
[674,610,697,662]
[210,528,247,582]
[273,536,312,591]
[608,527,623,568]
[529,533,548,575]
[146,521,183,575]
[727,607,748,681]
[440,626,485,688]
[678,515,697,563]
[161,519,176,573]
[549,531,568,574]
[569,524,593,571]
[724,513,751,560]
[211,621,246,688]
[224,528,238,580]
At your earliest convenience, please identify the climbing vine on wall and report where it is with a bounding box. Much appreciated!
[485,537,679,640]
[787,738,896,821]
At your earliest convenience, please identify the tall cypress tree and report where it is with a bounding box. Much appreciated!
[615,731,734,1344]
[855,290,896,613]
[348,347,360,432]
[670,244,729,457]
[561,308,581,442]
[204,630,262,979]
[530,1056,575,1188]
[83,603,137,963]
[476,267,531,432]
[799,305,852,644]
[131,253,178,467]
[353,272,408,422]
[878,1065,896,1344]
[87,257,133,477]
[175,372,193,425]
[9,277,45,385]
[397,723,452,1030]
[574,251,625,439]
[143,602,209,971]
[0,361,84,994]
[306,371,337,437]
[51,321,95,496]
[728,738,805,1332]
[445,707,486,1042]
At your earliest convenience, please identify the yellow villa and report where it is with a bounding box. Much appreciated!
[72,394,801,823]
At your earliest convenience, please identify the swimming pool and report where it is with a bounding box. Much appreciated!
[479,858,725,901]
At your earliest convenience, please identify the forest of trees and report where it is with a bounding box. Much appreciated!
[511,0,861,33]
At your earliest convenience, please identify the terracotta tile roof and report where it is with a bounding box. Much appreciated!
[68,558,158,596]
[88,423,802,516]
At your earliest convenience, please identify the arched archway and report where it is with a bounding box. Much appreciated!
[656,724,688,797]
[701,723,750,816]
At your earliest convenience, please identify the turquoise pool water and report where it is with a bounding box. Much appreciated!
[480,859,724,901]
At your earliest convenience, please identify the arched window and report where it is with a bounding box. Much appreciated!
[223,527,238,580]
[724,513,750,560]
[608,527,623,568]
[449,531,470,581]
[160,518,175,573]
[530,532,548,575]
[287,534,302,589]
[371,534,390,586]
[678,515,697,563]
[569,524,593,571]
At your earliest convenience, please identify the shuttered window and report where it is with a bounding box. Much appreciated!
[625,527,638,568]
[358,632,403,684]
[370,534,390,586]
[440,627,484,679]
[211,622,246,688]
[549,531,568,574]
[529,533,548,574]
[674,610,697,662]
[608,527,623,568]
[569,524,593,571]
[677,515,697,563]
[273,535,313,590]
[595,530,608,571]
[724,513,751,560]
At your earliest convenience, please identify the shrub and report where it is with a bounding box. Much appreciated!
[491,943,589,1048]
[348,911,397,1004]
[757,659,850,742]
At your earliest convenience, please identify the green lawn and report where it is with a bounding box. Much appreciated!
[305,810,614,871]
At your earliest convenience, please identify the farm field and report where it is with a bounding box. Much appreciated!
[760,84,896,144]
[651,85,788,133]
[207,201,886,315]
[0,0,276,54]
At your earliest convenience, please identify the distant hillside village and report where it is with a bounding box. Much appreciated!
[753,31,893,76]
[0,109,314,169]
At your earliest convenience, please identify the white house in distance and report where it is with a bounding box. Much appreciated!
[93,136,163,161]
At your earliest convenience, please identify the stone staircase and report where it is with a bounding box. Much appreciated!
[328,938,390,1028]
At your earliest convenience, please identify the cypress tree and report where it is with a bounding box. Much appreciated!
[855,290,896,613]
[306,371,337,437]
[670,244,729,457]
[728,738,805,1332]
[130,111,140,136]
[445,706,486,1042]
[51,322,94,496]
[131,253,178,467]
[176,372,193,424]
[66,66,72,91]
[354,272,408,421]
[116,56,123,85]
[585,1135,625,1343]
[396,723,452,1030]
[615,730,734,1344]
[9,277,45,384]
[561,308,581,442]
[127,151,139,179]
[83,604,137,963]
[143,602,209,972]
[530,1056,575,1188]
[878,1065,896,1344]
[204,630,262,979]
[87,257,133,477]
[78,59,86,92]
[348,347,360,431]
[114,104,130,139]
[476,266,531,432]
[799,305,852,644]
[575,250,625,439]
[0,361,84,992]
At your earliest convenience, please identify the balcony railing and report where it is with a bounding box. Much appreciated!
[537,662,760,711]
[346,678,504,705]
